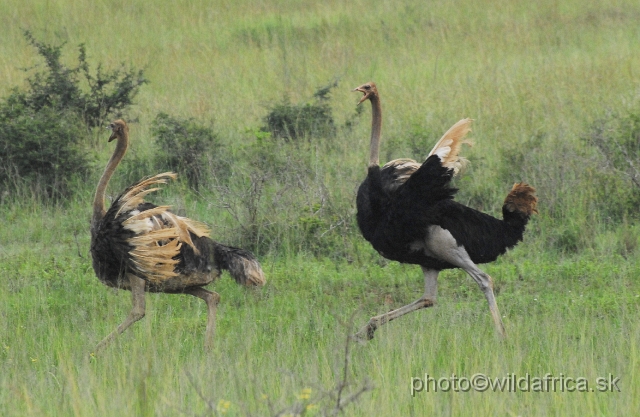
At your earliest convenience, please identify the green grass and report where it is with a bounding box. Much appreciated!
[1,0,640,415]
[1,201,638,416]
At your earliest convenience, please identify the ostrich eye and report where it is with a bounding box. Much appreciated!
[364,85,371,90]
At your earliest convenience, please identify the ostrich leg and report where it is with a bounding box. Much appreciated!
[95,274,146,352]
[356,267,438,341]
[184,287,221,349]
[464,267,506,338]
[425,226,506,338]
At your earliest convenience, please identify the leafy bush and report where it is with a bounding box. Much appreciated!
[0,31,147,201]
[151,113,221,189]
[17,31,147,130]
[0,100,88,200]
[262,82,338,141]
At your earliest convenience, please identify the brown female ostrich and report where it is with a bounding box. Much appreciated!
[352,82,537,340]
[90,120,265,351]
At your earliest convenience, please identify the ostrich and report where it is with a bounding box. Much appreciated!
[352,82,537,340]
[90,119,265,351]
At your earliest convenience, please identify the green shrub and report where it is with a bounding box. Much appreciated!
[262,82,338,141]
[0,101,88,200]
[0,31,147,201]
[17,31,147,130]
[151,113,221,189]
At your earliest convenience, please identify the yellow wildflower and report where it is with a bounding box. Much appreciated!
[298,387,312,400]
[217,399,231,414]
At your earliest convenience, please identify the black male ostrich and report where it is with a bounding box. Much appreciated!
[90,120,265,351]
[352,82,537,340]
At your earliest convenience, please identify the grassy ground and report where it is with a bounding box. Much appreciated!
[1,0,640,415]
[0,205,638,415]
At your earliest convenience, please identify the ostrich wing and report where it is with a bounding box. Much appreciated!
[426,118,472,176]
[398,154,458,205]
[103,172,212,284]
[379,118,472,194]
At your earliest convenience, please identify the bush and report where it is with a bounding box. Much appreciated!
[0,101,88,200]
[0,31,147,201]
[17,31,147,130]
[151,113,221,189]
[262,82,338,141]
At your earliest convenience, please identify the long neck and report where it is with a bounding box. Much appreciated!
[92,133,128,224]
[368,93,382,167]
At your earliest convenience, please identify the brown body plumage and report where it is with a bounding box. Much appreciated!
[352,82,537,340]
[90,120,265,351]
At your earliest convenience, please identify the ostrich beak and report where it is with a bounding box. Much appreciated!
[107,126,117,142]
[352,87,368,105]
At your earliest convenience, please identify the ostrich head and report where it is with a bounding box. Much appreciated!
[108,119,129,142]
[353,82,378,105]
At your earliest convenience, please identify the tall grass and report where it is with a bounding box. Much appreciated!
[1,0,640,415]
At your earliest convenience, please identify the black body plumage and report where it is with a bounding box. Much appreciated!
[356,155,531,270]
[90,202,141,289]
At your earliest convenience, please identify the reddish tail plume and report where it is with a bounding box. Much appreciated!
[504,182,538,215]
[502,182,538,228]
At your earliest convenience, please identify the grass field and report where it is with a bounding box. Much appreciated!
[1,0,640,415]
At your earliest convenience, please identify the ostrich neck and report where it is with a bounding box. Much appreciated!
[92,134,128,224]
[368,94,382,167]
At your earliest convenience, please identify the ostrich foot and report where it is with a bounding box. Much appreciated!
[354,320,378,342]
[354,298,435,343]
